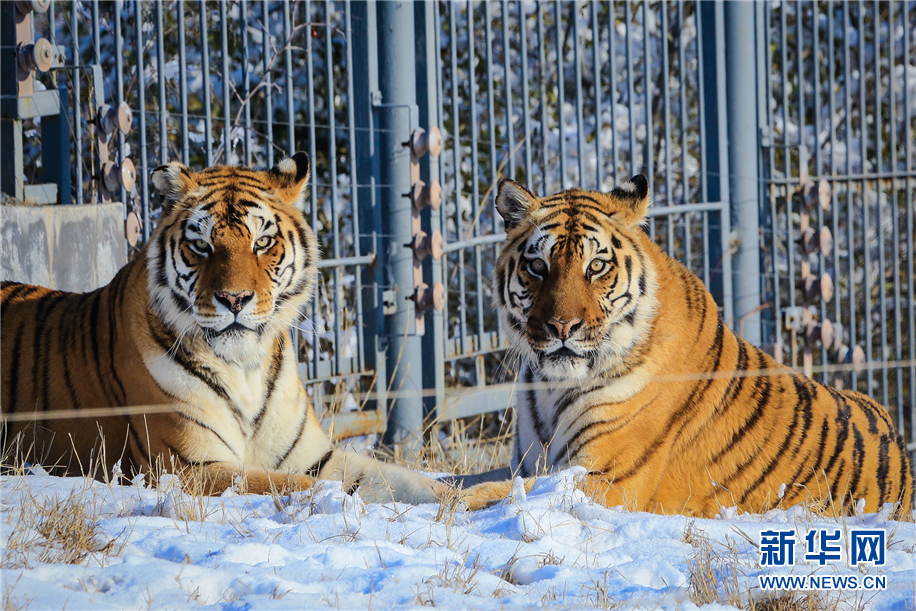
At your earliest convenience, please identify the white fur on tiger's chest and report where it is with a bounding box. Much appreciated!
[144,340,301,449]
[515,364,654,474]
[513,370,568,474]
[212,361,270,416]
[145,350,209,403]
[146,348,260,412]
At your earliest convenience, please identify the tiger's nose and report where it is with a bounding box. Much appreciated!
[215,290,254,314]
[547,317,583,340]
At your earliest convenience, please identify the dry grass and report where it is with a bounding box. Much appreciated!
[750,475,914,524]
[580,570,626,610]
[2,575,31,611]
[684,521,839,611]
[426,414,515,475]
[366,411,514,478]
[685,520,747,608]
[1,432,61,479]
[144,464,220,524]
[0,433,230,575]
[2,485,118,569]
[752,593,837,611]
[434,479,467,523]
[411,547,515,606]
[499,549,565,586]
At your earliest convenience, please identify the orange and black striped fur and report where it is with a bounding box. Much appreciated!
[453,176,913,518]
[1,153,445,503]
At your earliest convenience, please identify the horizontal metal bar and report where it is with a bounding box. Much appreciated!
[766,172,916,184]
[316,254,376,269]
[443,233,506,253]
[446,332,503,360]
[298,359,374,382]
[437,387,517,422]
[648,201,727,217]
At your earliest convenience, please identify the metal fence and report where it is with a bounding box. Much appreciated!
[3,1,914,459]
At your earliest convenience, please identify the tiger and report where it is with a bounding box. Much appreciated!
[1,153,445,504]
[450,175,913,518]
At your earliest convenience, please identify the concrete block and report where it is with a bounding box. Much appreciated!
[1,202,126,293]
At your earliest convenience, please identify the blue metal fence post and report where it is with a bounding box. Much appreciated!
[415,2,445,432]
[697,1,733,327]
[40,84,72,205]
[351,1,388,426]
[1,1,66,205]
[375,1,425,452]
[1,2,26,200]
[724,1,763,344]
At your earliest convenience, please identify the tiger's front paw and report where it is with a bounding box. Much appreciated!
[457,478,536,511]
[355,473,446,505]
[455,482,513,511]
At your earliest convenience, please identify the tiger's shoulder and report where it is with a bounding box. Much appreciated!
[1,280,61,308]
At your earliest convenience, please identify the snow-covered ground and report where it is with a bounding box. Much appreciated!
[2,467,913,610]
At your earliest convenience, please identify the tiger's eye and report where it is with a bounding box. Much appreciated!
[256,235,274,249]
[191,239,210,254]
[589,259,607,274]
[528,258,547,276]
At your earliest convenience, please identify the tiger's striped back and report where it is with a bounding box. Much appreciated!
[473,176,913,518]
[1,268,153,473]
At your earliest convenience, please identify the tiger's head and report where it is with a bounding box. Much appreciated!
[147,153,318,364]
[493,176,659,380]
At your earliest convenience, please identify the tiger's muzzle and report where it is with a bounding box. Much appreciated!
[206,286,265,336]
[526,315,590,361]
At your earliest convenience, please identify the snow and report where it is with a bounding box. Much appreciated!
[3,467,914,610]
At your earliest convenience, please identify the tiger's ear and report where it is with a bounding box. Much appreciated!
[271,152,311,210]
[151,162,196,213]
[606,174,650,227]
[495,178,539,231]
